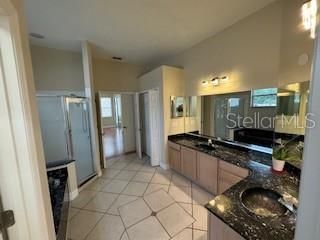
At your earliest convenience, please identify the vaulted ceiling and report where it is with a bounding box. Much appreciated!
[24,0,275,65]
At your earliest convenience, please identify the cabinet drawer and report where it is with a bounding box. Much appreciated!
[168,141,181,151]
[219,161,249,178]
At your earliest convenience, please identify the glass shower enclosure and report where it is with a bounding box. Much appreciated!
[37,96,95,185]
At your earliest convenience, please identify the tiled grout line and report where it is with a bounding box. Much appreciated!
[71,156,208,240]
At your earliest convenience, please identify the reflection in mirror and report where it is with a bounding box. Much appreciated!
[170,96,184,118]
[185,89,277,148]
[273,81,310,168]
[275,81,310,135]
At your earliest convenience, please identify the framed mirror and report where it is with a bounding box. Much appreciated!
[170,96,184,118]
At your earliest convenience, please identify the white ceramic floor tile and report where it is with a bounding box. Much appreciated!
[83,192,118,212]
[86,214,125,240]
[68,208,80,221]
[102,179,129,194]
[121,231,129,240]
[151,173,171,185]
[110,162,129,170]
[119,198,152,227]
[192,185,214,205]
[144,189,175,212]
[169,186,192,203]
[171,228,193,240]
[178,203,193,215]
[101,169,121,179]
[68,210,103,240]
[86,178,112,191]
[71,190,97,208]
[125,163,143,171]
[144,183,169,196]
[157,203,194,237]
[171,174,191,187]
[193,229,208,240]
[122,182,148,196]
[132,172,154,183]
[127,216,170,240]
[107,195,139,215]
[114,170,137,181]
[193,205,208,231]
[139,165,157,173]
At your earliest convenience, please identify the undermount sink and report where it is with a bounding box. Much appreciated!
[240,188,288,217]
[195,143,216,151]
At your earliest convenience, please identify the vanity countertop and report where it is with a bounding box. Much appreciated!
[168,134,299,240]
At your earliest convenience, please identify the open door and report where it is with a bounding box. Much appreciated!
[121,94,136,153]
[148,89,161,166]
[134,93,142,158]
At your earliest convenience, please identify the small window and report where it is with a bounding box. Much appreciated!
[251,88,277,107]
[101,97,113,117]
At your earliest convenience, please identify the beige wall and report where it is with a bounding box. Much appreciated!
[93,58,143,92]
[163,1,282,96]
[278,0,314,86]
[30,45,85,91]
[139,66,184,168]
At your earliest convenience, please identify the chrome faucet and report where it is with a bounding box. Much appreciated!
[278,192,299,215]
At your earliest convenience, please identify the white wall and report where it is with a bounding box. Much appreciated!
[30,45,85,91]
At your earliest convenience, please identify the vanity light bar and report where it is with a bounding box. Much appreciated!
[302,0,317,39]
[202,76,229,87]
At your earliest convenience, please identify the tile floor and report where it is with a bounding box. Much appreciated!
[68,154,213,240]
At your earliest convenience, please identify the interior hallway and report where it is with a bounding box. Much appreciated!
[68,154,211,240]
[103,127,124,159]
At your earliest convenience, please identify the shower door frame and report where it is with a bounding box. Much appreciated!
[64,96,96,184]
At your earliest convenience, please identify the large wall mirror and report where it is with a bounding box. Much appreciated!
[184,89,277,148]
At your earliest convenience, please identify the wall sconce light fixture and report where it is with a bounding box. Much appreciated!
[211,78,219,86]
[302,0,317,39]
[201,80,209,86]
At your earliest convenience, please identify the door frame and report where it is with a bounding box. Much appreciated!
[0,0,55,239]
[138,88,161,166]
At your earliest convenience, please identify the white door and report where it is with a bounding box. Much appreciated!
[121,94,136,153]
[143,93,152,156]
[148,89,161,166]
[134,93,142,158]
[0,7,55,240]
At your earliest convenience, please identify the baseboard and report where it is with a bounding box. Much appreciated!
[69,189,79,201]
[160,162,169,170]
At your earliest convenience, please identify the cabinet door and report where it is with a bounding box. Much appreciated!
[208,213,244,240]
[181,146,197,180]
[197,152,218,194]
[218,169,243,194]
[169,146,181,172]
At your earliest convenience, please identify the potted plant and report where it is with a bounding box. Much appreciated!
[272,138,304,172]
[272,143,289,172]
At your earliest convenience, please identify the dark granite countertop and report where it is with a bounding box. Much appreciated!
[168,134,300,240]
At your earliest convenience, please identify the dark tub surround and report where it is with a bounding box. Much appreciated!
[47,166,69,240]
[168,134,300,240]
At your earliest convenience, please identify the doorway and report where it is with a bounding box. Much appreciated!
[98,92,136,163]
[139,92,151,157]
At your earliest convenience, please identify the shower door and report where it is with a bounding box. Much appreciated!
[65,97,95,185]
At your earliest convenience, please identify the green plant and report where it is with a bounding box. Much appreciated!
[273,138,303,161]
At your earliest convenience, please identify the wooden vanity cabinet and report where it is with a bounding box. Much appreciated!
[208,213,244,240]
[196,152,218,194]
[218,161,249,194]
[168,141,181,172]
[181,146,197,181]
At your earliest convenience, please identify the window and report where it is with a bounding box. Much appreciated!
[251,88,277,107]
[101,97,113,117]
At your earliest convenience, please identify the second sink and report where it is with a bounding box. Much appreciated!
[240,187,288,218]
